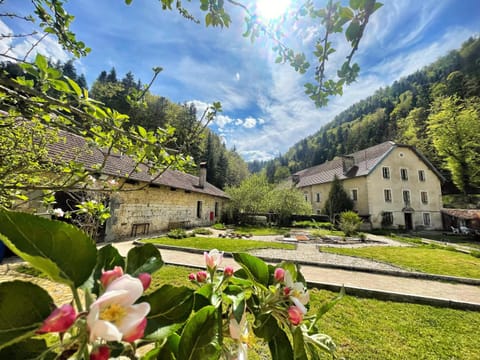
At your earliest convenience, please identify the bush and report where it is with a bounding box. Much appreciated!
[339,211,362,237]
[192,228,213,235]
[167,228,189,239]
[292,220,333,229]
[212,223,227,230]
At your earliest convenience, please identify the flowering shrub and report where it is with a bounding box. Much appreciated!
[0,208,340,359]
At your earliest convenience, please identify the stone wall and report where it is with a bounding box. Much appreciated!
[105,184,226,241]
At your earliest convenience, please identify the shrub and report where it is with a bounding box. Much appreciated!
[212,223,227,230]
[167,228,188,239]
[192,228,213,235]
[338,211,361,237]
[292,220,333,229]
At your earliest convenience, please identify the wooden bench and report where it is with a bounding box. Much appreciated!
[131,222,150,237]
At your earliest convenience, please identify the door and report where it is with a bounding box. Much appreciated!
[404,213,413,230]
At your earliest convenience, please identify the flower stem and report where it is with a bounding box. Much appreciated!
[217,304,223,346]
[71,286,83,312]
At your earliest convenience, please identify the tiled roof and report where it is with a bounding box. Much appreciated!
[48,131,229,199]
[294,141,443,188]
[441,208,480,220]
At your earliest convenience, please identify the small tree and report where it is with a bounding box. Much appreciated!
[339,211,362,237]
[323,175,354,223]
[269,188,312,226]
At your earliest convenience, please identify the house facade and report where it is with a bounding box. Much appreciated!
[294,141,444,230]
[42,132,229,241]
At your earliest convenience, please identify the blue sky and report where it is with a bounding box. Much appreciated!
[2,0,479,161]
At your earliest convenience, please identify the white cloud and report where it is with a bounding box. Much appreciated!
[0,20,69,63]
[235,72,240,81]
[243,117,257,128]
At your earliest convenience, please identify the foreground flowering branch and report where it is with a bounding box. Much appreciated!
[0,209,341,359]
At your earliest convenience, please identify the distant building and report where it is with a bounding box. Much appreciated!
[293,141,444,230]
[27,131,229,241]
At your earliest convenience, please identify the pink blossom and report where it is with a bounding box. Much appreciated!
[196,271,208,283]
[288,306,303,326]
[87,274,150,342]
[100,266,124,288]
[37,304,76,334]
[274,268,285,282]
[284,270,309,314]
[90,345,110,360]
[204,249,223,271]
[224,266,234,277]
[137,273,152,290]
[123,317,147,342]
[188,273,196,281]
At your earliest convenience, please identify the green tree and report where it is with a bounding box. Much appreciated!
[269,187,312,226]
[427,96,480,194]
[323,175,354,222]
[225,173,272,222]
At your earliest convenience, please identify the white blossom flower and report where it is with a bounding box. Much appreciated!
[52,208,65,217]
[284,270,309,314]
[87,274,150,342]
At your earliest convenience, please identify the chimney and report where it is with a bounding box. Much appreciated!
[341,156,355,175]
[198,162,207,188]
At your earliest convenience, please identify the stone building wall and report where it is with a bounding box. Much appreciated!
[105,184,226,241]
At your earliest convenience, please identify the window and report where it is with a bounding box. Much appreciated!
[400,168,408,181]
[382,167,390,179]
[214,202,219,217]
[382,212,394,226]
[304,193,308,202]
[418,170,426,182]
[421,191,428,204]
[384,189,392,202]
[196,201,203,218]
[423,213,431,226]
[351,189,358,201]
[402,190,410,205]
[316,193,321,203]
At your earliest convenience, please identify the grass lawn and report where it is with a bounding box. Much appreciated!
[320,246,480,278]
[152,265,480,360]
[141,236,295,252]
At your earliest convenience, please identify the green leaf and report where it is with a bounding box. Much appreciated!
[144,285,194,332]
[91,244,125,294]
[253,313,279,341]
[178,306,220,360]
[125,0,133,4]
[65,76,82,97]
[233,253,269,287]
[34,54,48,72]
[137,125,147,138]
[49,79,71,92]
[0,338,55,360]
[268,327,293,360]
[126,243,164,275]
[345,20,361,42]
[0,209,97,288]
[0,281,53,350]
[293,327,308,360]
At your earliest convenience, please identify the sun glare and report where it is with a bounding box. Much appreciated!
[256,0,291,21]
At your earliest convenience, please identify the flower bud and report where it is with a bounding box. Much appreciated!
[90,345,110,360]
[188,273,196,281]
[274,268,285,282]
[284,287,291,296]
[100,266,123,288]
[137,273,152,291]
[204,249,223,271]
[37,304,76,334]
[288,306,303,326]
[196,270,208,283]
[224,266,234,277]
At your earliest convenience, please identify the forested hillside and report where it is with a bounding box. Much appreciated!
[251,37,480,194]
[1,62,249,190]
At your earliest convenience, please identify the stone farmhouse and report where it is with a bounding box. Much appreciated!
[293,141,445,230]
[46,131,229,242]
